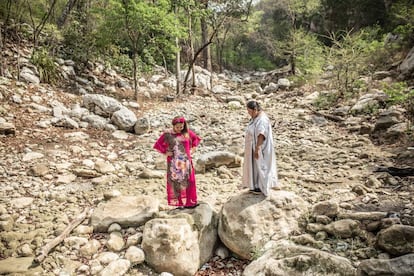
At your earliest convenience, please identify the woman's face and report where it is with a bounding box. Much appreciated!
[247,108,257,118]
[173,123,184,133]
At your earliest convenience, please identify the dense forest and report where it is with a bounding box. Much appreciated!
[0,0,413,101]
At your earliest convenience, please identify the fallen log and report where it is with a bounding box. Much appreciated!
[311,110,345,122]
[31,207,92,267]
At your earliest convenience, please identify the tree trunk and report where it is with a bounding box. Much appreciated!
[182,41,213,94]
[16,32,21,81]
[201,1,212,91]
[0,23,3,76]
[57,0,78,29]
[175,36,181,95]
[174,5,181,95]
[216,24,231,73]
[290,51,296,75]
[27,0,58,48]
[201,18,211,72]
[133,54,138,101]
[188,13,196,94]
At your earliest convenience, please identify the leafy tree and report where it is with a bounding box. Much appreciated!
[180,0,253,93]
[218,10,276,71]
[280,28,325,78]
[275,0,322,75]
[226,0,323,71]
[204,0,254,72]
[59,0,99,69]
[24,0,59,47]
[327,28,384,98]
[321,0,387,35]
[57,0,78,28]
[95,0,185,99]
[386,0,414,48]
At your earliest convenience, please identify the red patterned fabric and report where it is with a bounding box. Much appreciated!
[172,117,186,125]
[153,129,201,207]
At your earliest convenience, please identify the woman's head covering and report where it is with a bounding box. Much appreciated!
[172,116,186,125]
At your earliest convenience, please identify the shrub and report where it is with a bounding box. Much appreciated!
[327,27,385,98]
[30,47,60,84]
[313,91,339,109]
[383,81,414,122]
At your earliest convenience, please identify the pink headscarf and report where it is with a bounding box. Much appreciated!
[172,117,186,125]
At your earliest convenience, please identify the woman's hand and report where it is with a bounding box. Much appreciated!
[165,151,173,157]
[254,146,261,160]
[191,147,196,155]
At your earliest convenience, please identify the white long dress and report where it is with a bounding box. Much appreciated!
[242,112,278,196]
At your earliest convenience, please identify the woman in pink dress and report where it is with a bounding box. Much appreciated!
[153,116,201,209]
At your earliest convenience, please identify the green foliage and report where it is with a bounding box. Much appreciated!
[387,0,414,46]
[227,0,326,72]
[30,47,60,84]
[382,81,413,105]
[61,17,97,66]
[218,16,279,71]
[312,91,338,109]
[0,0,33,25]
[327,28,385,97]
[38,23,63,50]
[321,0,387,32]
[104,46,133,76]
[231,51,274,71]
[95,0,185,70]
[1,0,413,79]
[247,54,275,70]
[278,28,326,78]
[381,82,414,124]
[393,24,414,43]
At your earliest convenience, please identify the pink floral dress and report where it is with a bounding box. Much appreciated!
[153,129,201,207]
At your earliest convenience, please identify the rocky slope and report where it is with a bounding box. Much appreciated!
[0,51,413,275]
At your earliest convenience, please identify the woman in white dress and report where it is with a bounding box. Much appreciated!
[242,100,278,196]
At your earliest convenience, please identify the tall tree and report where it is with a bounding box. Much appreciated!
[212,0,254,71]
[283,0,321,74]
[173,1,181,95]
[321,0,387,34]
[57,0,78,28]
[201,0,212,72]
[180,0,252,93]
[96,0,184,100]
[26,0,59,48]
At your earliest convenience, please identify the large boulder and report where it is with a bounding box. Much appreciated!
[243,241,357,276]
[399,46,414,79]
[142,203,218,276]
[111,107,137,131]
[90,195,159,232]
[357,253,414,276]
[218,190,308,260]
[196,151,242,173]
[376,225,414,256]
[82,94,123,117]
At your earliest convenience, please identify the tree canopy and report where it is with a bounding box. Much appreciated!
[0,0,413,80]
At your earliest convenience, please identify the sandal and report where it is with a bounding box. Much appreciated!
[184,203,200,209]
[249,188,262,194]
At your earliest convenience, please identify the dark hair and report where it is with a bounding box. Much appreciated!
[246,100,262,111]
